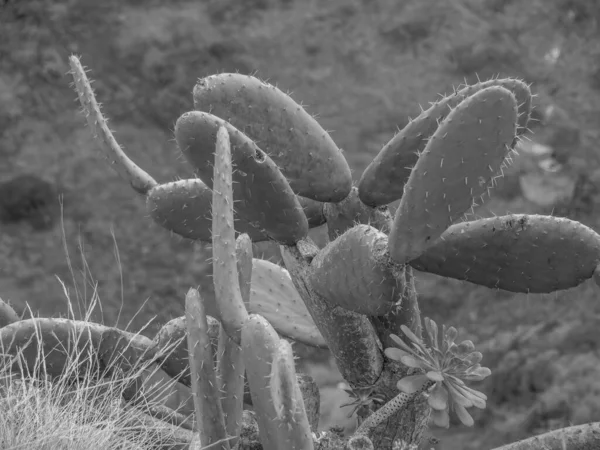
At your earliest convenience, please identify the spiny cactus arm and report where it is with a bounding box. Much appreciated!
[212,126,249,341]
[175,111,308,245]
[185,288,231,450]
[280,239,383,388]
[249,258,326,348]
[146,179,271,242]
[307,225,406,317]
[489,422,600,450]
[153,314,220,387]
[68,55,157,195]
[388,86,519,264]
[192,73,352,202]
[322,187,393,241]
[409,214,600,293]
[270,339,315,450]
[0,297,19,328]
[358,77,532,207]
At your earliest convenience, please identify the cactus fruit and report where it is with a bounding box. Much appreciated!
[308,225,405,316]
[388,86,519,264]
[358,78,532,207]
[175,111,308,245]
[0,297,19,328]
[410,214,600,293]
[193,73,352,203]
[250,258,326,348]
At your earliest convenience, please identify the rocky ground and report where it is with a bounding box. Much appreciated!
[2,0,600,448]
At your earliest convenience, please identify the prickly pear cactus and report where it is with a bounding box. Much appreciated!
[3,56,595,450]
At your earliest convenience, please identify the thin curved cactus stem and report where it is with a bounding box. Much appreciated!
[68,55,158,195]
[354,379,434,437]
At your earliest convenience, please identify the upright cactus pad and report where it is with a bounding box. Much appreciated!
[358,78,531,207]
[410,214,600,293]
[153,314,220,387]
[242,314,313,450]
[269,339,314,450]
[175,111,308,245]
[389,86,519,264]
[308,225,406,316]
[193,73,352,203]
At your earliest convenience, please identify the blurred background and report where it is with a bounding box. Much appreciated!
[1,0,600,448]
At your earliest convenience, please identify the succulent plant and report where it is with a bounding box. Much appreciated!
[3,53,600,450]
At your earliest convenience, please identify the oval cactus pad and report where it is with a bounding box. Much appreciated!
[358,78,531,207]
[410,214,600,293]
[193,73,352,203]
[249,258,326,348]
[175,111,308,245]
[147,179,270,242]
[308,224,405,316]
[389,86,518,264]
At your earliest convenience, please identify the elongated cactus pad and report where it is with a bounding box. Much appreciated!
[389,86,519,264]
[147,179,269,242]
[410,214,600,293]
[212,126,250,343]
[186,288,230,450]
[193,73,352,202]
[242,314,286,450]
[153,315,220,387]
[358,78,531,207]
[308,225,405,316]
[250,258,326,348]
[269,339,314,450]
[175,111,308,245]
[0,318,155,379]
[0,297,19,328]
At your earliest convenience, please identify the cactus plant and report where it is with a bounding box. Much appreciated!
[2,55,597,449]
